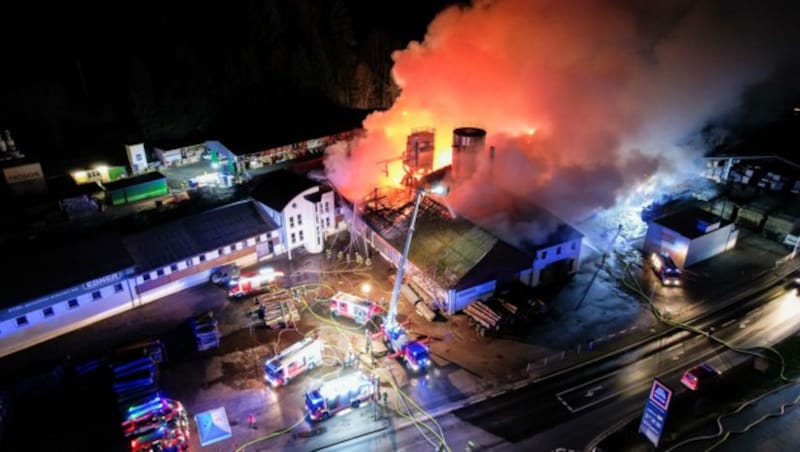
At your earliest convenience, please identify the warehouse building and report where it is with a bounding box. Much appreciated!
[353,187,582,315]
[123,200,281,304]
[0,233,138,358]
[644,206,738,268]
[102,172,169,206]
[0,199,281,357]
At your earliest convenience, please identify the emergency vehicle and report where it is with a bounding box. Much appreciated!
[378,323,432,372]
[264,336,323,386]
[305,371,374,421]
[329,291,382,325]
[650,252,681,286]
[129,422,190,452]
[228,267,283,298]
[122,397,188,438]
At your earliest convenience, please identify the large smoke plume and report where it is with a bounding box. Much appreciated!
[325,0,800,234]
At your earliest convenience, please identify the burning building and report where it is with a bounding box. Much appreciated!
[351,186,581,315]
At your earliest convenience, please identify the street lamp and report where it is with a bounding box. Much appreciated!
[361,282,372,296]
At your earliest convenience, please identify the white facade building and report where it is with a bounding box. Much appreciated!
[250,170,337,258]
[644,206,738,268]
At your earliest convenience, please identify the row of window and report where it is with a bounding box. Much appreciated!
[14,283,125,327]
[539,241,579,260]
[140,235,268,282]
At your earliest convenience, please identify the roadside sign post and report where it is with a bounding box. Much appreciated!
[638,379,673,448]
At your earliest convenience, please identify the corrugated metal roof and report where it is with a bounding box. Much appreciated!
[362,190,527,289]
[0,231,135,309]
[123,200,278,272]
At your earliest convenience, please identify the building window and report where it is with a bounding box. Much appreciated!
[43,307,55,318]
[92,291,102,300]
[199,254,206,262]
[170,264,178,272]
[143,273,151,281]
[16,316,28,327]
[186,258,194,267]
[268,241,274,253]
[68,299,80,309]
[156,269,165,277]
[556,246,562,255]
[292,202,297,209]
[541,250,548,260]
[299,230,304,241]
[236,242,243,250]
[571,241,577,250]
[218,248,224,256]
[291,233,296,244]
[324,202,330,213]
[297,214,302,225]
[289,217,295,228]
[326,217,331,228]
[114,283,124,293]
[225,246,231,253]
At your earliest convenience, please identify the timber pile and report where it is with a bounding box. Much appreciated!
[463,297,549,336]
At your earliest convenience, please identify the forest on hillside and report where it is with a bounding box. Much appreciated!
[0,0,459,165]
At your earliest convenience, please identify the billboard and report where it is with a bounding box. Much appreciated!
[639,379,673,448]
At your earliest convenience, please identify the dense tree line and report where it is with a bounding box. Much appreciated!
[0,0,456,166]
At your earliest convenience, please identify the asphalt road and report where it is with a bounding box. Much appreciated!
[318,281,800,452]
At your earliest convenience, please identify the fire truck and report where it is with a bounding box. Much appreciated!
[228,267,283,299]
[329,291,383,325]
[305,371,375,421]
[377,323,431,372]
[122,397,187,438]
[263,336,323,387]
[650,252,681,286]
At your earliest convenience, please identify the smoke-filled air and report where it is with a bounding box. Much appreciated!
[325,0,799,229]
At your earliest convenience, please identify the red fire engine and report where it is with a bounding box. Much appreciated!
[263,336,323,387]
[329,291,382,325]
[305,371,375,421]
[228,267,283,299]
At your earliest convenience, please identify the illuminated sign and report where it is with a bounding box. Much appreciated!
[639,379,673,448]
[3,163,44,184]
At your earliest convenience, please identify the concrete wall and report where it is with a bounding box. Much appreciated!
[685,223,738,267]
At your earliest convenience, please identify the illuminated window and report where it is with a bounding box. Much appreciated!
[291,233,296,244]
[143,273,151,281]
[114,283,124,293]
[92,291,102,300]
[68,299,80,309]
[16,316,28,327]
[42,307,55,318]
[170,264,178,272]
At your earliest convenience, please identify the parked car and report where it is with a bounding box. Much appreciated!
[210,264,240,286]
[680,362,720,391]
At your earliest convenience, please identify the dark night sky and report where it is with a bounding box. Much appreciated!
[0,0,461,172]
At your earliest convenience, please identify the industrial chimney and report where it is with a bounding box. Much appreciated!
[451,127,486,184]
